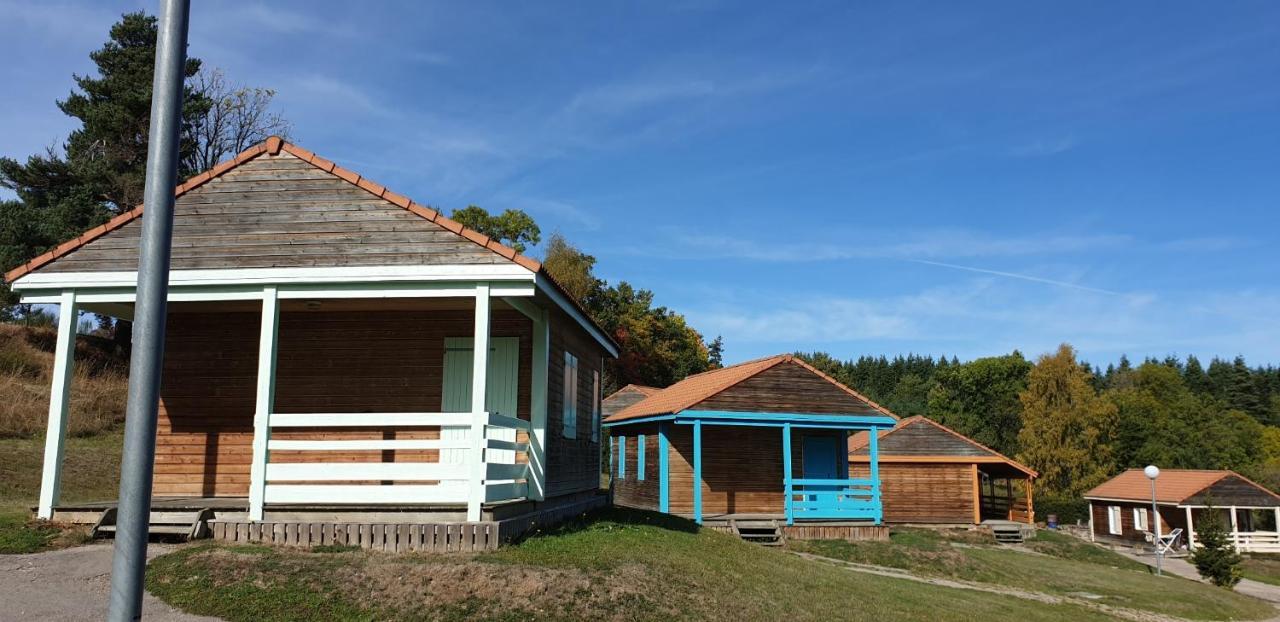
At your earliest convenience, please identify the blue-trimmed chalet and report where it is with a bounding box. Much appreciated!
[603,355,896,537]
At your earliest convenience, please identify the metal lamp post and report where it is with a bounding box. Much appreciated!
[1145,465,1162,576]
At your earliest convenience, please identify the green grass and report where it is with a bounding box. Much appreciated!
[1242,554,1280,586]
[146,509,1122,622]
[791,527,1273,621]
[0,430,122,554]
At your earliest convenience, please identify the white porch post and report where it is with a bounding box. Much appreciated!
[527,307,549,502]
[1230,506,1240,550]
[37,290,79,520]
[1185,506,1196,549]
[248,286,280,521]
[468,283,491,521]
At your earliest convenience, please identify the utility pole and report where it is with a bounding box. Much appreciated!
[1145,465,1163,576]
[106,1,189,619]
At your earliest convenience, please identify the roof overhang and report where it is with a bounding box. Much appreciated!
[604,409,897,430]
[14,264,620,357]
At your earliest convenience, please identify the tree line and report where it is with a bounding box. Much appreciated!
[799,347,1280,519]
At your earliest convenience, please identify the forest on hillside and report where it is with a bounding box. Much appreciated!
[799,347,1280,520]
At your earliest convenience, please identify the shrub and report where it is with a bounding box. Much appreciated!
[1191,506,1244,588]
[1035,495,1090,525]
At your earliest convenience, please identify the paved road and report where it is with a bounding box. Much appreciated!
[1116,549,1280,606]
[0,542,220,621]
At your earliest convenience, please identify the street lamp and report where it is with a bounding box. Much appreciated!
[1145,465,1162,576]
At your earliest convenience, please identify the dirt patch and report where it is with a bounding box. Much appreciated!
[178,547,677,621]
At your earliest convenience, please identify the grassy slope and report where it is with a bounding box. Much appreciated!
[147,510,1119,622]
[0,430,123,553]
[1242,554,1280,586]
[791,528,1273,621]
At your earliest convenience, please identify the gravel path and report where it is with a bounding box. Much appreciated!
[0,542,220,621]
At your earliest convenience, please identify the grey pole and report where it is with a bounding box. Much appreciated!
[106,1,190,620]
[1145,464,1162,577]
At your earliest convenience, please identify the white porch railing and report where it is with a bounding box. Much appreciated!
[1232,531,1280,553]
[254,411,530,513]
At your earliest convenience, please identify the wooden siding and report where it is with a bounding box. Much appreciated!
[692,361,882,415]
[851,419,996,458]
[155,308,533,497]
[611,425,660,510]
[603,386,654,419]
[1187,475,1280,507]
[43,152,504,273]
[666,425,843,516]
[851,462,975,524]
[545,306,607,497]
[1090,500,1187,545]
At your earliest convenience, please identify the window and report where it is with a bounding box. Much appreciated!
[617,436,627,478]
[637,434,646,481]
[562,352,578,438]
[1133,507,1148,532]
[591,370,601,443]
[1108,506,1123,535]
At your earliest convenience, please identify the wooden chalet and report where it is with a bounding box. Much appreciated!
[603,355,897,541]
[602,383,658,420]
[848,417,1037,525]
[7,137,618,550]
[1085,469,1280,553]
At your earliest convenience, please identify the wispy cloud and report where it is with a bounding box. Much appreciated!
[1009,136,1077,157]
[287,75,398,119]
[906,259,1122,295]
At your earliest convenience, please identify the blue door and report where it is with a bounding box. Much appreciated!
[802,436,839,480]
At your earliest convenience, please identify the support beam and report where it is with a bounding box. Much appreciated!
[692,419,703,524]
[37,291,79,519]
[1230,505,1240,549]
[658,422,670,513]
[468,283,491,522]
[971,464,981,525]
[247,286,280,521]
[1186,506,1196,549]
[782,423,793,526]
[1025,478,1035,525]
[526,306,549,501]
[868,424,881,525]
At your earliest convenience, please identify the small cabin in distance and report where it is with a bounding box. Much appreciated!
[849,417,1036,525]
[1085,469,1280,553]
[604,355,897,542]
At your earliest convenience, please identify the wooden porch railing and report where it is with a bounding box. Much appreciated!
[256,411,531,507]
[786,478,882,523]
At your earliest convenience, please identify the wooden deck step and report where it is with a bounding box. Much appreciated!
[730,519,786,547]
[90,507,213,541]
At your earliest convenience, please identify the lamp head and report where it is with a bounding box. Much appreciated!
[1144,465,1160,480]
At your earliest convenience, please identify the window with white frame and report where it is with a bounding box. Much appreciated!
[562,351,578,438]
[1108,505,1123,535]
[591,370,601,443]
[1133,507,1148,532]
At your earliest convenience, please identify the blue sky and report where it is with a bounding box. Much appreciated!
[3,1,1279,366]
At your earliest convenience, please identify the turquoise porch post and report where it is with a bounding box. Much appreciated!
[783,422,793,526]
[658,422,670,512]
[692,419,703,523]
[868,425,882,525]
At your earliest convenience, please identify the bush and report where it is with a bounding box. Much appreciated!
[1191,506,1244,588]
[1035,495,1090,525]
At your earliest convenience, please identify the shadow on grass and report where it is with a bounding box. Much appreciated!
[510,506,699,544]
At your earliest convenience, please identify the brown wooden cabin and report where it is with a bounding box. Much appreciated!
[603,355,898,540]
[602,384,658,420]
[1085,469,1280,553]
[9,137,618,549]
[848,417,1037,525]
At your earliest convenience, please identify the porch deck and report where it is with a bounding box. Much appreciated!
[697,512,888,542]
[46,495,541,525]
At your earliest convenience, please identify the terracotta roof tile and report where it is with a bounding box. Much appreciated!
[265,136,283,155]
[1084,469,1251,504]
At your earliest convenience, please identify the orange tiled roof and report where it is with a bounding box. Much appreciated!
[1084,469,1279,504]
[3,137,544,283]
[605,354,897,423]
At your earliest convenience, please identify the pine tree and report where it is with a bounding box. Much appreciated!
[1191,506,1244,588]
